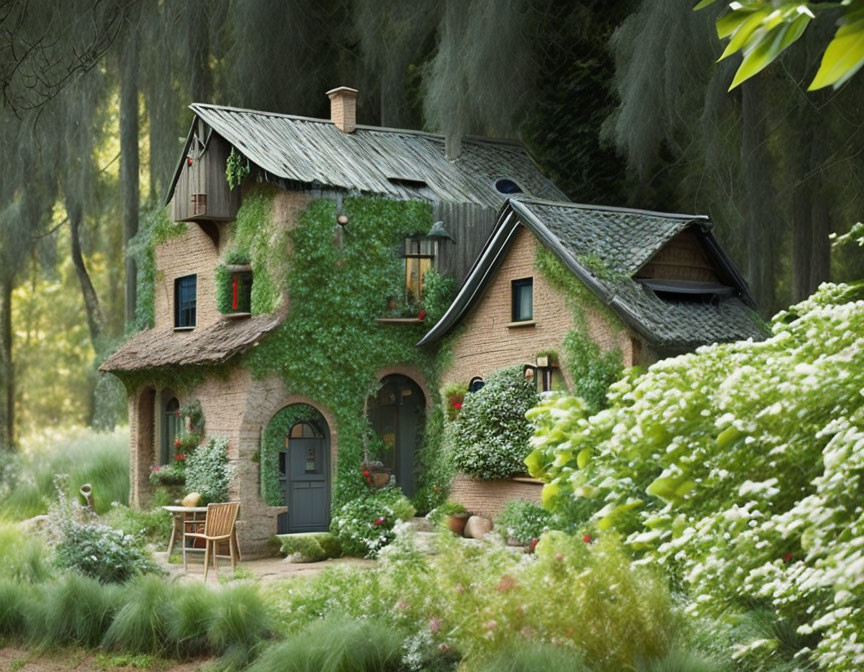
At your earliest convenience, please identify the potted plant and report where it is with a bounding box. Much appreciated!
[439,500,470,536]
[362,460,391,489]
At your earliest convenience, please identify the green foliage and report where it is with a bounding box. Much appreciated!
[225,147,251,190]
[101,574,174,654]
[449,366,539,480]
[330,487,416,558]
[184,436,233,504]
[0,427,129,520]
[278,532,342,562]
[228,188,282,315]
[421,267,458,326]
[473,642,589,672]
[54,518,158,584]
[261,404,321,506]
[525,282,864,671]
[534,247,623,410]
[442,382,467,422]
[104,504,173,547]
[246,618,404,672]
[0,522,51,584]
[148,462,186,487]
[495,500,552,546]
[247,196,445,507]
[695,0,864,91]
[271,532,677,668]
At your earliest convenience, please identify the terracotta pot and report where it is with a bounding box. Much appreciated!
[370,472,390,489]
[447,513,470,536]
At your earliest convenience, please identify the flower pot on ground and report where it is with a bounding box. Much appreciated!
[438,500,470,536]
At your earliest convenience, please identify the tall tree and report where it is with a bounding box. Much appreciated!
[120,6,141,326]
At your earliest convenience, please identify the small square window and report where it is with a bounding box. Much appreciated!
[175,275,197,329]
[511,278,533,322]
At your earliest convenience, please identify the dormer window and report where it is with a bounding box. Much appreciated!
[175,275,197,329]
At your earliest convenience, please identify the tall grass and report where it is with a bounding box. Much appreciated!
[471,643,589,672]
[0,426,129,519]
[246,618,403,672]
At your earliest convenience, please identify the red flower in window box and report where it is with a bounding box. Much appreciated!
[175,453,186,462]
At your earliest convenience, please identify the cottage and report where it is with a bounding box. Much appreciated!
[101,87,763,555]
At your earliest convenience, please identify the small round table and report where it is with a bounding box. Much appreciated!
[162,505,208,557]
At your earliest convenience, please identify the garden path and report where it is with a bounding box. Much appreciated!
[153,552,376,586]
[0,647,209,671]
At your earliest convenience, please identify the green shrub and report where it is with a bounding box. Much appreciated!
[104,504,173,547]
[562,330,622,412]
[31,572,121,649]
[246,618,404,672]
[184,436,234,504]
[278,533,342,562]
[525,282,864,671]
[422,268,458,326]
[102,574,173,654]
[330,487,415,558]
[54,518,158,584]
[473,642,589,672]
[450,366,539,479]
[148,461,186,486]
[495,501,552,545]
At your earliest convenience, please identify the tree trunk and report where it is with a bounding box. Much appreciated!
[121,24,140,327]
[740,80,777,315]
[68,200,105,348]
[791,126,812,303]
[0,279,14,451]
[808,122,831,292]
[189,11,212,103]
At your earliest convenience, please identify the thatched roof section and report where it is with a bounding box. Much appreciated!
[100,313,283,373]
[165,103,567,208]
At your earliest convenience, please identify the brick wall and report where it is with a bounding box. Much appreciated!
[449,473,543,519]
[442,226,635,387]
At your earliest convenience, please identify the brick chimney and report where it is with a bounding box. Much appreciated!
[326,86,358,133]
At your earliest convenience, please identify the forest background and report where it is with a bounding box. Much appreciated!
[1,0,862,447]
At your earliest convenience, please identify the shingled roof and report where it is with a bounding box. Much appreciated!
[418,198,766,349]
[100,312,283,374]
[165,103,567,208]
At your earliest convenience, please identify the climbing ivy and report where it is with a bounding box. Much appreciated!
[214,251,252,314]
[535,248,623,411]
[247,196,448,509]
[260,404,322,506]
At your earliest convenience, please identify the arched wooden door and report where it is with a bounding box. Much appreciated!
[367,375,426,498]
[276,412,330,534]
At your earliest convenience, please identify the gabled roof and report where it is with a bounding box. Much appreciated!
[165,103,567,208]
[418,198,766,349]
[100,312,283,374]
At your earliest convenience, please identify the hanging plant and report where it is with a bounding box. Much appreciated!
[225,147,251,190]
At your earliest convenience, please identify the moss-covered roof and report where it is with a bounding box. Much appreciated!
[418,198,766,349]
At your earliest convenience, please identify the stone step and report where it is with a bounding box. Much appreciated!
[406,516,435,533]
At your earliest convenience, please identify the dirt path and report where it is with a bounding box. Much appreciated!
[0,648,209,672]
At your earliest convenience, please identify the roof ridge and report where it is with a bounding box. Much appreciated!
[511,196,709,221]
[189,103,525,149]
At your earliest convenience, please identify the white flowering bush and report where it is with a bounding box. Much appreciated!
[450,366,539,479]
[526,281,864,671]
[184,436,234,504]
[330,487,415,558]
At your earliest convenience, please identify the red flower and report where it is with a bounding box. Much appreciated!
[174,437,182,449]
[528,537,539,552]
[784,553,794,564]
[187,157,193,166]
[373,516,385,526]
[417,309,426,320]
[451,402,462,410]
[582,534,592,544]
[175,454,186,462]
[362,469,371,478]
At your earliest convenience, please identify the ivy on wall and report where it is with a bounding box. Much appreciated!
[260,403,321,506]
[534,248,623,412]
[214,251,252,314]
[246,195,449,510]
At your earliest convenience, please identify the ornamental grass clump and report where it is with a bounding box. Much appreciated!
[525,281,864,671]
[450,366,539,479]
[246,618,404,672]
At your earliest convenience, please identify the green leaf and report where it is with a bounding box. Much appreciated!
[694,0,719,10]
[809,14,864,89]
[717,6,764,39]
[719,9,772,60]
[576,448,592,469]
[541,481,560,508]
[729,14,811,89]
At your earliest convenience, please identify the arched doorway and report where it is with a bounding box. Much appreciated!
[265,404,331,534]
[366,375,426,498]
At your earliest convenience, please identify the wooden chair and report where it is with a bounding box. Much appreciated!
[182,502,240,580]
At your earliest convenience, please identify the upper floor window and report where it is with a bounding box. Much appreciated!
[175,275,197,329]
[403,237,435,305]
[511,278,533,322]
